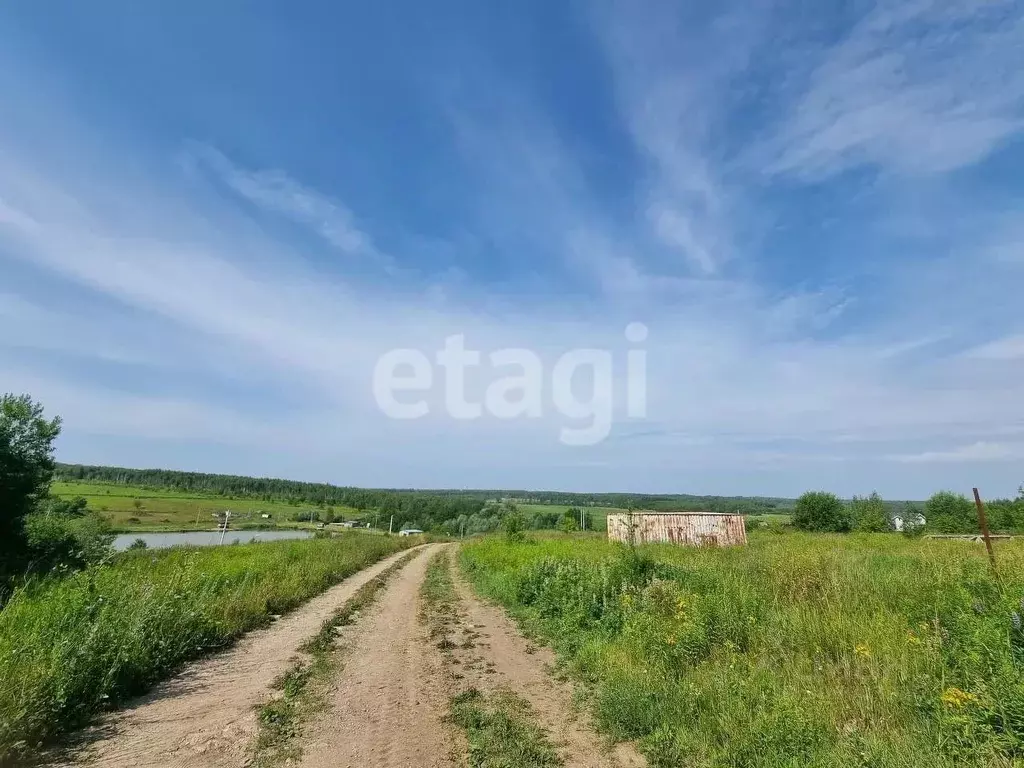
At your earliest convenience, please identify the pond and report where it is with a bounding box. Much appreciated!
[112,529,314,551]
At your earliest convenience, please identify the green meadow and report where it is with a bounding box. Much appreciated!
[51,481,362,531]
[460,533,1024,767]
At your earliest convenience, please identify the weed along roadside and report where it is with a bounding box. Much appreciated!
[459,533,1024,768]
[0,533,416,765]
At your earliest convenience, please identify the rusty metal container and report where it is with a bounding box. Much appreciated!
[606,512,747,547]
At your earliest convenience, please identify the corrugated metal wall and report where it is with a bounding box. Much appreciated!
[606,512,747,547]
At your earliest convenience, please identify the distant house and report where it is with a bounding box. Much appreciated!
[399,528,424,537]
[892,513,926,532]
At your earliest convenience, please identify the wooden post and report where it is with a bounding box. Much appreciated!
[972,488,997,571]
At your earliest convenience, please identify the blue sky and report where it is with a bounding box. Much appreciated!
[2,0,1024,498]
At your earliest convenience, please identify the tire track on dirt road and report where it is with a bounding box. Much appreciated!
[446,549,646,768]
[47,545,427,768]
[297,543,457,768]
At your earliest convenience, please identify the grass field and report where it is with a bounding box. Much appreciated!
[460,533,1024,767]
[51,481,362,532]
[0,533,409,762]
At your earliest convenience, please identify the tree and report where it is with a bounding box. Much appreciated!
[852,492,889,532]
[559,511,579,534]
[502,510,526,543]
[1,394,62,584]
[925,491,976,533]
[792,491,851,532]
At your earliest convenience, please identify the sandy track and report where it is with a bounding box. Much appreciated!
[297,543,456,768]
[49,546,427,768]
[447,549,646,768]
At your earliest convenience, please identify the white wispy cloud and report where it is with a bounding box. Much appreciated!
[964,335,1024,361]
[192,145,393,269]
[759,0,1024,179]
[886,441,1024,464]
[589,1,766,275]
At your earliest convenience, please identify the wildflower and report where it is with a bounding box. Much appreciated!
[854,643,871,659]
[907,631,922,646]
[666,634,677,646]
[940,687,978,709]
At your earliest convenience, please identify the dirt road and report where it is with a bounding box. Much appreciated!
[50,546,428,768]
[49,541,643,768]
[296,543,456,768]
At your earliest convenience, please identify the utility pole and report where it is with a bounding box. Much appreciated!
[219,510,231,545]
[389,515,394,535]
[973,488,998,572]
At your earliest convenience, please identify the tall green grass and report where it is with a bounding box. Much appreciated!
[460,534,1024,767]
[0,534,408,762]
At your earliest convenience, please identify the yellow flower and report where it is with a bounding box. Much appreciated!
[907,631,922,646]
[854,643,871,658]
[940,687,978,709]
[666,634,677,646]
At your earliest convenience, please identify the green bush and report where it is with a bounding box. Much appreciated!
[23,511,114,573]
[926,491,977,533]
[792,491,851,532]
[852,492,890,532]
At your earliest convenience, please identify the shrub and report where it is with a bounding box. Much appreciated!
[926,491,977,533]
[792,491,851,532]
[23,511,114,573]
[852,492,890,532]
[502,511,527,543]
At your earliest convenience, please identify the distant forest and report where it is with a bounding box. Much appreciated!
[54,463,790,534]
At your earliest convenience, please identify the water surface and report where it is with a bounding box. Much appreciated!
[112,529,314,551]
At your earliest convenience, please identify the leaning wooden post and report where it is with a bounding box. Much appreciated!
[972,487,998,572]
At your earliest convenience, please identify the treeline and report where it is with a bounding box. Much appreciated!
[789,489,1024,534]
[54,463,789,515]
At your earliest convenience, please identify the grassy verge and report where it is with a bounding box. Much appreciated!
[451,688,562,768]
[420,550,562,768]
[460,533,1024,768]
[0,534,411,764]
[420,549,459,639]
[252,548,422,766]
